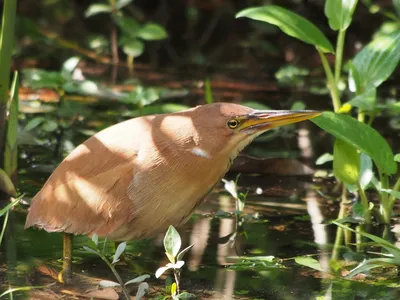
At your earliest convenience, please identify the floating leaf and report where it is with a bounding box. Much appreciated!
[350,31,400,92]
[294,256,324,272]
[85,4,111,18]
[236,6,334,53]
[112,242,126,264]
[164,226,181,259]
[311,112,397,174]
[324,0,358,31]
[137,23,168,40]
[333,139,360,185]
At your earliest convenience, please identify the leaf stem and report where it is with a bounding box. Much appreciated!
[173,269,180,295]
[334,29,346,84]
[357,183,371,224]
[318,49,341,112]
[388,177,400,216]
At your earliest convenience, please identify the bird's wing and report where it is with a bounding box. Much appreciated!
[25,119,140,237]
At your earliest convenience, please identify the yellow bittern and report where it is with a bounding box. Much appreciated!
[25,102,320,282]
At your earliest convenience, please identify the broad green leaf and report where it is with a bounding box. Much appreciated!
[85,3,111,18]
[394,0,400,16]
[350,31,400,92]
[164,225,181,259]
[359,153,373,189]
[324,0,358,31]
[236,6,334,53]
[4,72,19,177]
[137,23,168,40]
[294,256,324,271]
[0,169,16,196]
[115,16,139,36]
[311,112,397,174]
[22,69,64,90]
[333,139,360,185]
[122,39,144,57]
[112,241,126,263]
[347,88,376,111]
[348,61,361,93]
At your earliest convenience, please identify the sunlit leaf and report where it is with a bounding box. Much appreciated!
[155,266,171,278]
[311,112,397,174]
[177,244,194,261]
[347,88,376,111]
[137,23,168,40]
[99,280,120,287]
[61,57,80,80]
[333,139,360,185]
[294,256,324,271]
[22,69,63,90]
[381,188,400,199]
[91,233,99,246]
[83,246,99,256]
[325,0,358,31]
[236,6,334,53]
[350,31,400,92]
[135,282,149,300]
[394,153,400,162]
[122,39,144,57]
[316,153,333,165]
[171,282,177,296]
[359,153,373,189]
[85,4,111,18]
[116,0,134,10]
[347,257,399,278]
[125,274,150,286]
[164,225,181,259]
[112,242,126,264]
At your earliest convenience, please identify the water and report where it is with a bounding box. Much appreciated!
[2,70,400,299]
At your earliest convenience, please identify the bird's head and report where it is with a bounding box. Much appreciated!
[172,103,321,162]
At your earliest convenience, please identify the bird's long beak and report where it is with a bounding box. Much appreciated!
[241,110,322,131]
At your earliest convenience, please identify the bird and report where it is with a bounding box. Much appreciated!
[25,102,320,283]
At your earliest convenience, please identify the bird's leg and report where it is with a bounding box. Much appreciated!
[58,233,73,283]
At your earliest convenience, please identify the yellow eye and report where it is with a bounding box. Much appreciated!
[227,119,239,129]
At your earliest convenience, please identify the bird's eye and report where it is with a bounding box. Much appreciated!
[227,119,240,129]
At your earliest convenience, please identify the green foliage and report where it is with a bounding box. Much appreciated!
[83,235,149,300]
[156,226,195,299]
[333,139,360,185]
[294,256,324,272]
[325,0,358,31]
[350,32,400,94]
[311,112,396,175]
[236,6,334,53]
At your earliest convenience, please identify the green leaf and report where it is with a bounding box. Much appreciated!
[115,16,139,37]
[347,258,399,278]
[22,69,64,89]
[316,153,333,165]
[204,78,213,104]
[394,153,400,162]
[112,242,126,263]
[350,31,400,92]
[137,23,168,40]
[334,222,400,261]
[359,153,373,189]
[124,274,150,285]
[61,57,80,80]
[91,233,99,246]
[122,39,144,57]
[135,282,149,300]
[116,0,134,10]
[0,169,16,196]
[0,196,21,217]
[334,139,360,185]
[4,72,19,177]
[164,225,181,259]
[177,244,194,261]
[394,0,400,16]
[311,112,397,174]
[85,3,111,18]
[324,0,358,31]
[347,88,376,111]
[294,256,323,271]
[236,6,334,53]
[348,61,362,93]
